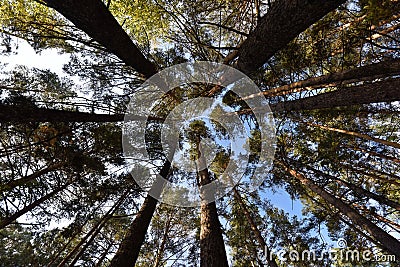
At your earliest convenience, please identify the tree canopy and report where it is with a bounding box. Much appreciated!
[0,0,399,266]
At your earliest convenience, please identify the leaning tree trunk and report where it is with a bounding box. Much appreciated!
[46,204,103,267]
[242,58,400,99]
[0,104,124,123]
[7,78,400,123]
[278,160,400,258]
[270,78,400,113]
[304,122,400,149]
[237,0,346,75]
[0,104,164,123]
[57,192,127,266]
[292,160,400,211]
[0,180,73,229]
[153,213,172,267]
[109,159,171,267]
[43,0,158,78]
[94,241,114,267]
[233,188,278,267]
[339,162,400,187]
[342,144,400,164]
[1,161,66,193]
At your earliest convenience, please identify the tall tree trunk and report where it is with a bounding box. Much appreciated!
[277,160,400,258]
[235,78,400,115]
[43,0,158,78]
[7,78,400,123]
[352,203,400,231]
[94,241,114,267]
[233,188,278,267]
[0,104,124,122]
[296,161,400,211]
[109,159,171,267]
[242,58,400,99]
[56,192,127,266]
[1,162,66,193]
[237,0,346,75]
[153,213,172,267]
[342,144,400,164]
[0,180,73,229]
[305,122,400,149]
[0,104,164,123]
[47,204,103,267]
[304,190,391,252]
[68,216,109,266]
[270,78,400,112]
[197,144,229,267]
[340,162,400,186]
[47,231,79,267]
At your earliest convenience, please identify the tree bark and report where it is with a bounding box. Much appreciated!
[342,144,400,164]
[5,78,400,123]
[271,78,400,112]
[0,104,124,122]
[46,210,98,267]
[0,104,165,122]
[296,161,400,211]
[340,162,400,187]
[109,159,171,267]
[237,0,346,75]
[68,216,110,266]
[242,58,400,99]
[352,203,400,230]
[94,241,114,267]
[153,213,172,267]
[197,144,229,267]
[43,0,158,78]
[278,160,400,258]
[58,192,127,266]
[305,122,400,149]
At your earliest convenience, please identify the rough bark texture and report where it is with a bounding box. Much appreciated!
[199,197,229,266]
[43,0,158,78]
[279,161,400,258]
[271,78,400,112]
[197,147,229,267]
[109,160,171,267]
[237,0,346,75]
